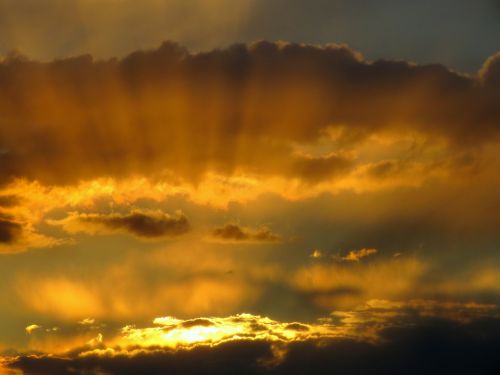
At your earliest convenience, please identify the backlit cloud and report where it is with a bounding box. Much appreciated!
[25,324,41,335]
[0,41,499,188]
[4,302,500,374]
[50,210,190,239]
[341,248,378,262]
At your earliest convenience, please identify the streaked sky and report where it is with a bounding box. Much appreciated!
[1,1,500,374]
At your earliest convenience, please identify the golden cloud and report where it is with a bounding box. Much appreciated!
[0,41,499,188]
[341,248,378,262]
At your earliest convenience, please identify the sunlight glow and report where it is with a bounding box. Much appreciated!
[117,314,339,349]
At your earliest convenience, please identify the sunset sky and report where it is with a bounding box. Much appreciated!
[1,1,500,374]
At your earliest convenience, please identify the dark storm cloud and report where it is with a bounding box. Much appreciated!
[0,41,499,185]
[6,317,500,375]
[53,210,190,239]
[211,224,280,243]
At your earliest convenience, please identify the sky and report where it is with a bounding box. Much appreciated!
[1,1,500,374]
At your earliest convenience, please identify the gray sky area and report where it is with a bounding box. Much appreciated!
[0,0,499,71]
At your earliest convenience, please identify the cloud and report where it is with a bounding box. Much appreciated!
[341,248,378,262]
[0,195,21,208]
[78,318,96,326]
[5,307,500,375]
[25,324,41,334]
[50,209,190,239]
[480,52,500,87]
[119,313,340,349]
[210,223,280,243]
[310,249,323,258]
[0,212,59,253]
[286,153,353,183]
[0,215,22,244]
[292,257,426,310]
[0,41,499,187]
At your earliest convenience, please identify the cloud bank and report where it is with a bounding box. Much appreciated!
[0,41,499,187]
[4,305,500,375]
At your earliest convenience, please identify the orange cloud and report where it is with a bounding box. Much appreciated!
[0,41,499,188]
[341,248,378,262]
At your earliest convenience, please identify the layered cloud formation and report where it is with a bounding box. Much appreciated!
[0,41,499,187]
[4,302,500,374]
[0,40,500,374]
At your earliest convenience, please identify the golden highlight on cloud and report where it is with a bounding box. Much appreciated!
[24,324,40,335]
[3,301,499,374]
[118,314,337,350]
[341,248,378,262]
[15,300,500,356]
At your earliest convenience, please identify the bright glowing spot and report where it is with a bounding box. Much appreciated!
[25,324,41,334]
[117,314,338,349]
[311,249,323,258]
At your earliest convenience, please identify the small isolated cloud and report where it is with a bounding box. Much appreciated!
[25,324,41,334]
[310,249,323,258]
[50,209,190,240]
[87,333,103,346]
[78,318,96,326]
[341,248,377,262]
[210,224,280,244]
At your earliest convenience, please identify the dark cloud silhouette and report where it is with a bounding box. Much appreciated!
[6,317,500,375]
[0,214,22,244]
[211,224,280,243]
[0,41,499,185]
[52,210,190,239]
